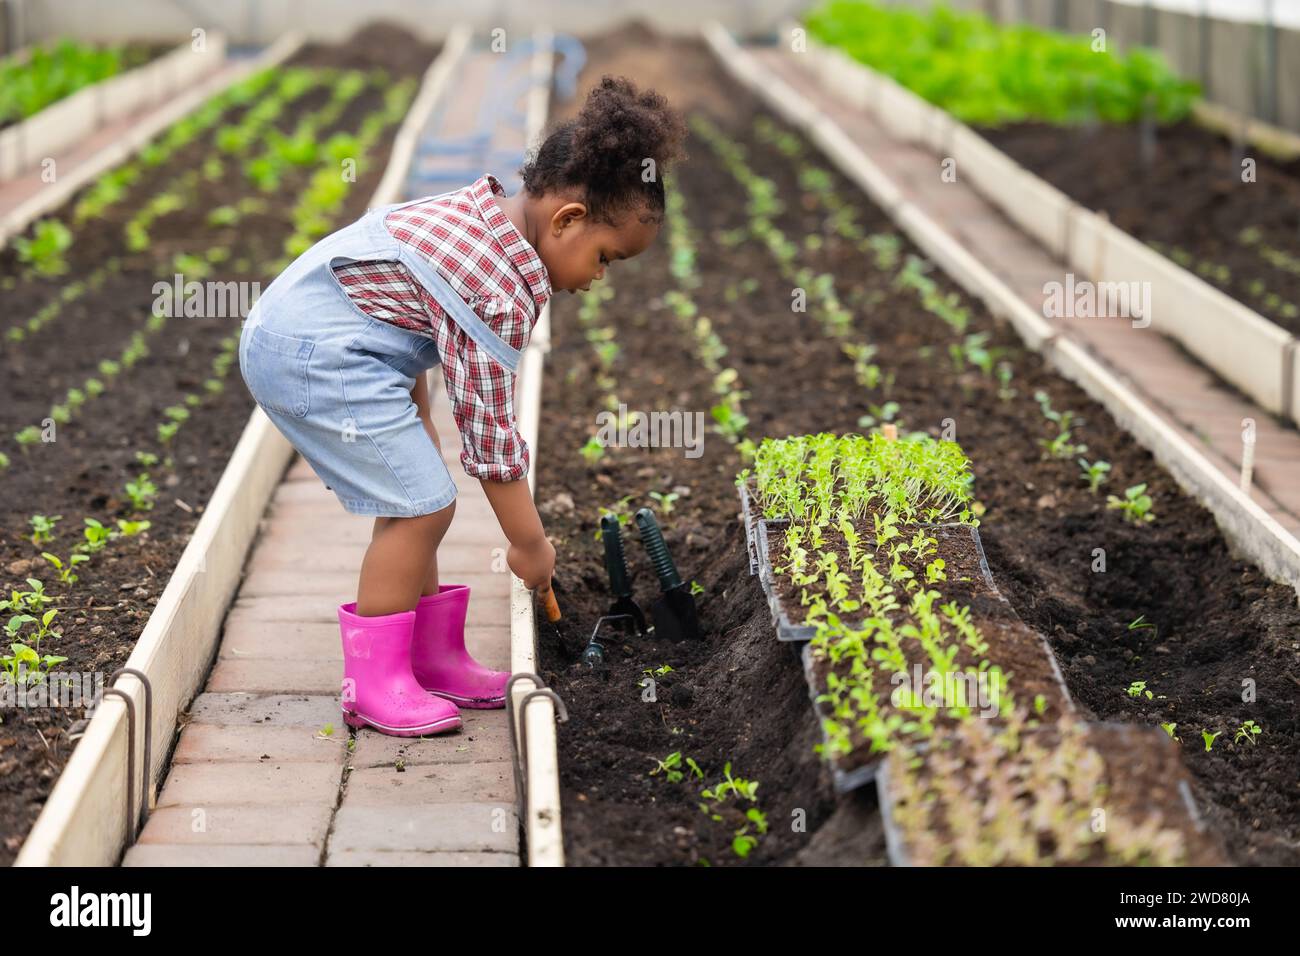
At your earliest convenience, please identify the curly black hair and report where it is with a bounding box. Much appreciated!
[520,75,687,225]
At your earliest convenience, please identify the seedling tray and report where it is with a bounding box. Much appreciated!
[780,517,1074,795]
[800,641,884,794]
[750,503,1000,644]
[875,722,1224,867]
[737,479,764,577]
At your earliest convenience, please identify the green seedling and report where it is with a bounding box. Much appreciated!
[710,400,749,444]
[948,332,998,376]
[650,751,685,784]
[1201,729,1220,752]
[14,219,72,276]
[1161,722,1179,741]
[995,361,1016,401]
[4,607,60,656]
[76,517,115,555]
[1035,390,1086,458]
[1107,483,1156,525]
[40,551,87,585]
[1,579,54,614]
[116,519,150,537]
[1126,680,1153,700]
[1127,614,1157,639]
[579,434,606,464]
[1,643,65,686]
[1077,458,1111,493]
[1233,720,1261,746]
[643,665,674,678]
[649,490,680,514]
[28,514,62,545]
[124,473,158,512]
[689,580,704,596]
[857,401,900,430]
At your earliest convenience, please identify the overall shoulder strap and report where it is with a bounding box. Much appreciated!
[394,245,524,374]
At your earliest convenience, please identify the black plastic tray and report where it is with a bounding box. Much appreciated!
[874,721,1211,866]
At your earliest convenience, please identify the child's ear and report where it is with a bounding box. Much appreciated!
[551,201,588,237]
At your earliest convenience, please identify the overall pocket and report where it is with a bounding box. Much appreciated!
[241,324,315,418]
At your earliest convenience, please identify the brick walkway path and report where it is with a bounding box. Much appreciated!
[758,48,1300,541]
[123,370,518,866]
[124,47,532,867]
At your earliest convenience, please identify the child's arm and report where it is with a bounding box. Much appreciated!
[416,305,555,592]
[481,477,554,591]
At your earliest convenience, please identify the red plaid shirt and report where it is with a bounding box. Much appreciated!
[333,174,551,482]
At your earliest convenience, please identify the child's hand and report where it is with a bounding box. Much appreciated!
[508,535,556,592]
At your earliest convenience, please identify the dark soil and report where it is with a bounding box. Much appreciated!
[982,121,1300,336]
[0,27,436,866]
[534,25,1300,867]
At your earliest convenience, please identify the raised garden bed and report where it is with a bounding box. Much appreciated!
[803,1,1300,346]
[533,24,1300,867]
[982,120,1300,337]
[0,39,167,130]
[0,22,438,866]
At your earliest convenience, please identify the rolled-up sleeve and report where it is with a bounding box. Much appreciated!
[422,291,531,482]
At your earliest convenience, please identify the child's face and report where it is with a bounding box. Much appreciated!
[539,200,660,294]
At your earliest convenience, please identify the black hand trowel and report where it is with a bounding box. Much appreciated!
[581,514,647,666]
[634,507,701,642]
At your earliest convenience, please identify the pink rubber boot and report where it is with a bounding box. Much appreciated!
[338,601,462,736]
[410,584,508,709]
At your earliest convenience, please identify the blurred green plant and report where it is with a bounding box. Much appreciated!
[804,1,1199,126]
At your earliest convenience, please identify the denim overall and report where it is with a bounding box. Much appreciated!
[238,195,525,517]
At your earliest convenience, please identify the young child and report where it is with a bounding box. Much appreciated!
[238,76,686,737]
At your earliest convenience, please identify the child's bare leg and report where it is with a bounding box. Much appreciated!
[357,504,455,615]
[370,514,447,597]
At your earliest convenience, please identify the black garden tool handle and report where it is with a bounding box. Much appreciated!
[634,508,682,592]
[601,514,633,599]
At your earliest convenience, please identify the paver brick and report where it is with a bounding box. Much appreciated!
[343,762,514,804]
[328,802,518,853]
[349,711,512,767]
[218,618,341,661]
[207,657,342,694]
[157,761,341,807]
[122,844,322,866]
[187,692,341,728]
[134,805,333,846]
[325,849,517,867]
